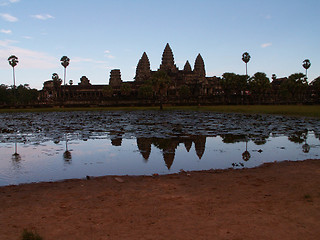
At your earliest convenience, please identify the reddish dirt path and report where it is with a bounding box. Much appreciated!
[1,159,320,240]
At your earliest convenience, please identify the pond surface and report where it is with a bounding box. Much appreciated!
[0,110,320,186]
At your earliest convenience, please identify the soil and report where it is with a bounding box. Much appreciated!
[0,159,320,240]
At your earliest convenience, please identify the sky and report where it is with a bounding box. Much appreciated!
[0,0,319,90]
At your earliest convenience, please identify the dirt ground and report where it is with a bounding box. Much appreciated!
[1,159,320,240]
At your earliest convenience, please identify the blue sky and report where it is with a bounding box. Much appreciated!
[0,0,319,89]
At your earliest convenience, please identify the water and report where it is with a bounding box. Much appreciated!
[0,111,319,186]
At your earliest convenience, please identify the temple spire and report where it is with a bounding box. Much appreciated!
[194,54,206,77]
[159,43,178,72]
[135,52,151,83]
[183,60,192,72]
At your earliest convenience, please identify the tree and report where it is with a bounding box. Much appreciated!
[280,73,307,103]
[242,52,251,76]
[52,73,62,88]
[302,59,311,79]
[310,76,320,102]
[120,83,132,96]
[178,85,191,100]
[60,56,70,85]
[102,85,113,98]
[138,84,153,99]
[149,71,172,109]
[8,55,19,88]
[248,72,271,104]
[221,73,248,104]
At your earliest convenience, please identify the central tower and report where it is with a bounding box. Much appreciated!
[159,43,178,73]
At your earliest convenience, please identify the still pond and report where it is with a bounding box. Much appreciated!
[0,110,319,186]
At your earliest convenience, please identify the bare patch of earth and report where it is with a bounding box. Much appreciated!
[0,159,319,240]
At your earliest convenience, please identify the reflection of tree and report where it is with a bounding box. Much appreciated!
[288,130,308,144]
[221,134,246,144]
[242,137,251,162]
[63,134,72,163]
[302,133,310,153]
[12,142,21,162]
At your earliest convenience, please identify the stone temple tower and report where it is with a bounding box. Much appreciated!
[183,60,192,72]
[135,52,151,84]
[193,54,206,77]
[109,69,122,87]
[159,43,178,73]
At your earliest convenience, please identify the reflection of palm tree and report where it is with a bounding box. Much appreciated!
[242,137,251,161]
[12,142,21,162]
[63,134,72,162]
[302,133,310,153]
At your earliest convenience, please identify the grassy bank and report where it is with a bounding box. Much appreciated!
[0,105,319,118]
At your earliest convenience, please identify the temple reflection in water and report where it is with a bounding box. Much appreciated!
[106,131,316,170]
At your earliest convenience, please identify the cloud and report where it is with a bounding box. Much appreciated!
[31,14,54,20]
[0,41,57,69]
[72,57,108,64]
[0,0,20,6]
[0,13,18,22]
[22,36,33,40]
[261,43,272,48]
[1,29,12,34]
[104,50,110,54]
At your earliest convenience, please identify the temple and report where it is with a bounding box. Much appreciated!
[39,43,222,106]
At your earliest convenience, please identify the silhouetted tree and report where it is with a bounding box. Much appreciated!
[280,73,307,103]
[52,73,62,88]
[120,83,132,97]
[248,72,271,104]
[242,52,251,76]
[138,84,153,99]
[102,85,113,98]
[8,55,18,88]
[149,71,172,109]
[221,73,248,104]
[310,76,320,102]
[60,56,70,85]
[178,85,191,100]
[302,59,311,79]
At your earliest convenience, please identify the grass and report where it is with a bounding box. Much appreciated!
[21,229,43,240]
[0,105,320,118]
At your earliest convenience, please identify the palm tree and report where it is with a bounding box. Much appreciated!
[242,52,251,76]
[60,56,70,85]
[302,59,311,79]
[8,55,19,88]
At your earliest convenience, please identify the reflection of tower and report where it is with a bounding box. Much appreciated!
[194,136,206,159]
[137,138,152,161]
[63,134,72,162]
[111,138,122,146]
[153,138,179,170]
[184,138,192,152]
[110,131,123,146]
[242,137,251,162]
